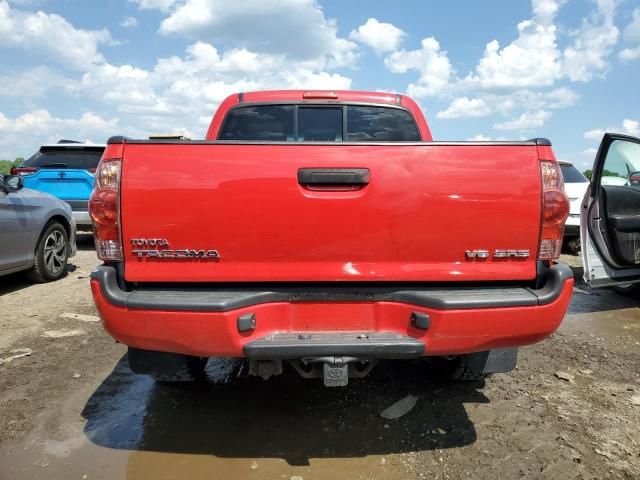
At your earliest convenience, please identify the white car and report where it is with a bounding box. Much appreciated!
[582,133,640,295]
[559,161,589,253]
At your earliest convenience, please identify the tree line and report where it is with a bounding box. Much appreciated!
[0,158,24,175]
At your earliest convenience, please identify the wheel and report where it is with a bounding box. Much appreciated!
[434,355,487,382]
[564,237,581,255]
[28,222,69,283]
[611,282,640,297]
[128,347,208,382]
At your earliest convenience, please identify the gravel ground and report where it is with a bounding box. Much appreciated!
[0,242,638,479]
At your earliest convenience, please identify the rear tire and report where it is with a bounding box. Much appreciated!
[611,283,640,297]
[435,355,487,382]
[128,347,208,382]
[564,237,581,255]
[28,222,69,283]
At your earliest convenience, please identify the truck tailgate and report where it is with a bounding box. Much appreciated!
[120,143,541,283]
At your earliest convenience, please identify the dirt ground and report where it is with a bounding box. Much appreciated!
[0,237,638,480]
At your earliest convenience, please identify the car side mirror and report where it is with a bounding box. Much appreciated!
[629,171,640,186]
[3,175,24,193]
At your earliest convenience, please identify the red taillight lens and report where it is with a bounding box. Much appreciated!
[538,161,569,261]
[90,158,122,260]
[11,167,37,176]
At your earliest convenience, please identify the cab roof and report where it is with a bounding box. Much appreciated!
[239,90,403,105]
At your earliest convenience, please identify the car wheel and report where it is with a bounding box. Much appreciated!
[611,282,640,297]
[434,355,487,382]
[28,222,69,283]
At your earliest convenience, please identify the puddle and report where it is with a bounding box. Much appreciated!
[565,287,640,346]
[0,357,486,479]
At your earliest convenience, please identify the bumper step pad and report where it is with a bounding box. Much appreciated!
[243,332,425,360]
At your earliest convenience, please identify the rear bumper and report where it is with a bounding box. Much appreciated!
[72,211,91,226]
[564,213,580,233]
[564,224,579,236]
[90,264,574,358]
[64,201,91,226]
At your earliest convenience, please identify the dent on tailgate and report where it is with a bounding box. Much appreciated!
[120,143,541,283]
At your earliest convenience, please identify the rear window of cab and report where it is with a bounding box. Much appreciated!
[218,104,421,142]
[560,164,589,183]
[23,147,104,170]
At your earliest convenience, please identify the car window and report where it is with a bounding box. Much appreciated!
[298,107,342,141]
[560,164,588,183]
[347,106,420,141]
[218,104,421,142]
[601,139,640,186]
[23,149,104,170]
[218,105,295,141]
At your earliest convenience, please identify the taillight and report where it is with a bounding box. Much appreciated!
[11,167,37,176]
[90,158,122,260]
[302,91,339,99]
[538,161,569,260]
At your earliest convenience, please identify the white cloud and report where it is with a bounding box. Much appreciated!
[384,37,452,97]
[460,0,619,89]
[120,16,138,28]
[436,87,578,122]
[382,0,618,136]
[562,0,619,82]
[0,0,114,70]
[71,39,352,138]
[0,109,122,157]
[494,110,552,130]
[467,134,490,141]
[385,0,620,110]
[4,0,46,5]
[542,86,580,108]
[464,0,562,89]
[0,66,80,97]
[466,134,510,141]
[619,8,640,61]
[129,0,178,11]
[349,18,406,54]
[155,0,358,68]
[623,8,640,43]
[584,119,640,140]
[0,0,357,149]
[620,47,640,61]
[436,97,491,119]
[584,129,605,140]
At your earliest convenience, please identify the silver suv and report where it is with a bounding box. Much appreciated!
[0,174,77,282]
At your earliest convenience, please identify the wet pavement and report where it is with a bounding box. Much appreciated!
[0,248,639,479]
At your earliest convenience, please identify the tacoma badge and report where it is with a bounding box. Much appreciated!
[131,249,220,259]
[129,238,220,260]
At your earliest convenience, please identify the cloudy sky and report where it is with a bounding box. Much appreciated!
[1,0,639,170]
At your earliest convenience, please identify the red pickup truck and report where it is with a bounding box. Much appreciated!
[89,90,573,386]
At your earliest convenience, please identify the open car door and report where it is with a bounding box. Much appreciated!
[581,133,640,287]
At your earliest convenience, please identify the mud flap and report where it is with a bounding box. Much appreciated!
[466,348,518,374]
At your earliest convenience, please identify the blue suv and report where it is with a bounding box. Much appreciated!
[13,141,105,231]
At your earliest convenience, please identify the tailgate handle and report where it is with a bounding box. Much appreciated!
[297,168,370,186]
